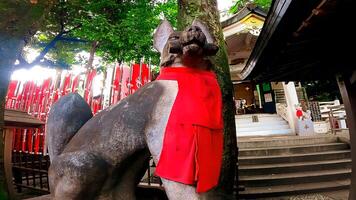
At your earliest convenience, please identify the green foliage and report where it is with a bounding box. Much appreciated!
[0,1,51,37]
[302,80,341,102]
[29,0,178,68]
[0,187,7,200]
[229,0,272,14]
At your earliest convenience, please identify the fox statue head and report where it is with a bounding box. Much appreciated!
[153,20,219,70]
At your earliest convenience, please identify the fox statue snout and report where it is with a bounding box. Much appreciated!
[169,25,218,57]
[154,20,219,69]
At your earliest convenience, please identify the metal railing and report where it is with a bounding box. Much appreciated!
[139,157,163,189]
[328,105,348,134]
[12,152,51,197]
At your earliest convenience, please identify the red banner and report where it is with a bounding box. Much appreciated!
[6,63,151,154]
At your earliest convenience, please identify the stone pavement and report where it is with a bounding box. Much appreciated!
[24,190,350,200]
[260,190,349,200]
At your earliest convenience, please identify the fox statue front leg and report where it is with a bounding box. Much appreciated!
[144,80,201,200]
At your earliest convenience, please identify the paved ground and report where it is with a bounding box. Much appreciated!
[25,195,51,200]
[259,190,349,200]
[25,191,350,200]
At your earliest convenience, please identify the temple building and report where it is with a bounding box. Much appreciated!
[222,4,312,137]
[226,0,354,198]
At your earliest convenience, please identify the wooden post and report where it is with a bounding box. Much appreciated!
[4,128,16,199]
[336,71,356,200]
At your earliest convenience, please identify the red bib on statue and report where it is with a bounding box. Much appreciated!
[155,67,223,193]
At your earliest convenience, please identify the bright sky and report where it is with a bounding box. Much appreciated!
[217,0,234,11]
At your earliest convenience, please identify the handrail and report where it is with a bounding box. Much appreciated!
[276,103,289,122]
[328,105,348,134]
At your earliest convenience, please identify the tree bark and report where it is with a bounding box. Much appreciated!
[0,0,54,197]
[86,41,99,69]
[178,0,237,196]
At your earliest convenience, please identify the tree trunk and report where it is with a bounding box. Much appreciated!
[86,41,99,70]
[0,35,23,199]
[0,1,54,197]
[178,0,237,196]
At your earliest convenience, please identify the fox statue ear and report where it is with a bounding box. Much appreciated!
[192,19,219,56]
[192,19,215,44]
[154,20,174,53]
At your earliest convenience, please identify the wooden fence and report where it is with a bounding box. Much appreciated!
[4,63,156,198]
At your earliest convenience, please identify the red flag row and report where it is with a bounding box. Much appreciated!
[6,63,152,154]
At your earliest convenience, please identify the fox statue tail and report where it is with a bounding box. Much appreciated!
[46,93,93,162]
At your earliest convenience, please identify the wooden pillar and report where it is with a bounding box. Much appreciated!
[3,128,16,199]
[336,71,356,200]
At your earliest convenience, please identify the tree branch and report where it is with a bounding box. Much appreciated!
[62,24,82,34]
[16,24,85,69]
[58,37,87,43]
[85,41,99,69]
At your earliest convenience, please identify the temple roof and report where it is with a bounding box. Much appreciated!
[222,4,267,81]
[221,4,267,29]
[240,0,355,82]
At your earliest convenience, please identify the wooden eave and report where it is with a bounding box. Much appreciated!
[4,109,44,128]
[241,0,355,82]
[221,4,267,29]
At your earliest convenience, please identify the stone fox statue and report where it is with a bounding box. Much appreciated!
[46,20,223,200]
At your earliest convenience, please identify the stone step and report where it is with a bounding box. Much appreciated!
[239,143,349,157]
[239,179,350,199]
[238,150,351,165]
[237,129,294,137]
[239,159,351,176]
[237,124,291,132]
[236,117,285,124]
[239,168,351,187]
[235,114,280,119]
[236,120,288,128]
[238,135,339,149]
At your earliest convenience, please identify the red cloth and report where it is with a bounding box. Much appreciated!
[155,67,223,193]
[296,109,303,118]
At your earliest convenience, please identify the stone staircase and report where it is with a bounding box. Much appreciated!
[238,135,351,199]
[236,114,293,137]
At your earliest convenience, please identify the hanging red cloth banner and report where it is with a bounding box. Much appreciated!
[21,129,27,152]
[34,129,41,154]
[84,70,97,104]
[92,97,102,115]
[71,75,80,93]
[14,82,23,110]
[26,129,33,153]
[120,65,131,99]
[61,73,72,96]
[13,128,21,152]
[111,64,123,104]
[142,63,150,85]
[25,82,36,112]
[18,81,31,111]
[30,84,42,117]
[52,80,60,104]
[6,80,19,108]
[130,63,150,94]
[130,64,141,93]
[7,63,153,154]
[39,78,52,121]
